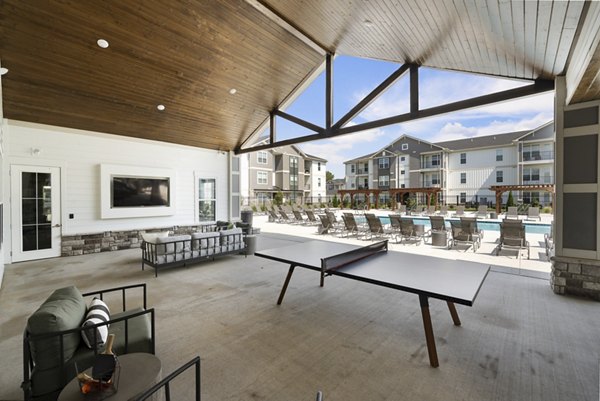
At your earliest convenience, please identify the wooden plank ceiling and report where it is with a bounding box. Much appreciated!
[0,0,323,150]
[0,1,597,151]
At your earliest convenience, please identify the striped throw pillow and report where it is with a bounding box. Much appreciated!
[81,298,110,348]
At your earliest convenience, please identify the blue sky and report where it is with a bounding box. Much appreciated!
[271,55,554,178]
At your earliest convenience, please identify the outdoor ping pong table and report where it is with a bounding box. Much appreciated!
[255,240,490,367]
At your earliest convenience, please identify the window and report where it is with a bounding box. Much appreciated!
[401,184,405,188]
[351,183,355,188]
[460,153,466,164]
[400,156,406,162]
[460,192,466,204]
[432,154,440,166]
[432,173,440,185]
[317,162,321,171]
[198,178,216,222]
[257,151,268,164]
[460,173,466,184]
[379,175,389,187]
[378,157,389,169]
[496,149,503,162]
[400,170,405,175]
[318,177,321,187]
[496,170,503,183]
[257,171,268,184]
[402,143,409,150]
[350,165,355,173]
[523,168,540,182]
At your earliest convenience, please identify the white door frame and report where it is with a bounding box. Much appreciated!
[10,164,62,262]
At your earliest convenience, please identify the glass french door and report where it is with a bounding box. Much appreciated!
[11,165,61,262]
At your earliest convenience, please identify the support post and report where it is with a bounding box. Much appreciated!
[270,111,276,144]
[325,53,333,130]
[410,65,419,116]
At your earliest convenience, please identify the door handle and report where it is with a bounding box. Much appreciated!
[53,224,62,228]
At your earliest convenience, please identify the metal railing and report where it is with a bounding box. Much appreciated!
[522,175,553,184]
[522,151,554,161]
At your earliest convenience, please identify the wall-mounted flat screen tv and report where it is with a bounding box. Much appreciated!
[111,176,170,208]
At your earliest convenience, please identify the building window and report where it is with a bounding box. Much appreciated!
[460,153,466,164]
[401,184,405,188]
[318,177,321,187]
[432,173,440,185]
[523,167,540,182]
[379,175,389,187]
[402,143,409,150]
[378,157,389,169]
[400,170,405,175]
[351,183,355,188]
[432,154,440,166]
[318,162,321,171]
[460,192,466,204]
[496,170,503,183]
[350,165,355,173]
[257,171,268,184]
[364,163,369,173]
[460,173,466,184]
[257,151,268,164]
[198,178,216,222]
[496,149,503,162]
[400,156,406,162]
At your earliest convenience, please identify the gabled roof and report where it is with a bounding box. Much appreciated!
[517,121,554,142]
[344,152,376,164]
[435,130,529,151]
[304,153,327,162]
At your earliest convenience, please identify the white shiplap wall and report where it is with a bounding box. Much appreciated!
[3,120,229,262]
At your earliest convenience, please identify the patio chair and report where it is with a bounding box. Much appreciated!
[304,210,321,226]
[418,206,428,215]
[399,218,423,245]
[430,215,449,233]
[449,220,478,252]
[317,214,333,234]
[460,217,484,242]
[267,209,282,223]
[438,205,448,216]
[396,204,407,215]
[341,214,368,239]
[545,221,554,257]
[506,206,519,219]
[278,209,292,223]
[496,219,530,259]
[425,205,436,215]
[365,213,395,241]
[527,207,541,221]
[325,210,345,232]
[429,215,450,247]
[292,210,308,224]
[476,205,488,219]
[388,214,403,236]
[454,205,465,217]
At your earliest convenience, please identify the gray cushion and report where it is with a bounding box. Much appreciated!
[191,231,220,250]
[27,286,86,371]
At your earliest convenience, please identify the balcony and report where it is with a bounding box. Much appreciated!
[522,151,554,162]
[423,181,441,188]
[522,175,553,185]
[357,185,369,190]
[421,162,442,169]
[357,169,369,174]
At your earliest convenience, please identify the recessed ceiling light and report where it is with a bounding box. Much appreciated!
[0,67,8,75]
[229,88,237,95]
[97,39,109,49]
[157,104,165,111]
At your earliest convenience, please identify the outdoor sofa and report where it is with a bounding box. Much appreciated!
[141,227,247,277]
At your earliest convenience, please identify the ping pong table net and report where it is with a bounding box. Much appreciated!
[321,240,388,273]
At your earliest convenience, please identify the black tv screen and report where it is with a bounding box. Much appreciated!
[111,176,170,208]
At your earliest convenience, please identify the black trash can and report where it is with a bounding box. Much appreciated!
[241,210,253,226]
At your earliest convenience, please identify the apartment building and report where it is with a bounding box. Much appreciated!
[343,122,554,206]
[326,178,346,198]
[240,145,327,205]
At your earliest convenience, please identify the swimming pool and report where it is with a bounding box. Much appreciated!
[354,215,551,235]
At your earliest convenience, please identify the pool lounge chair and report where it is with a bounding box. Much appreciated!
[388,214,403,236]
[292,210,308,225]
[341,214,368,239]
[317,214,335,234]
[278,210,293,223]
[449,220,478,252]
[396,204,407,215]
[438,205,448,216]
[506,206,519,219]
[268,209,282,223]
[460,217,484,242]
[429,215,449,234]
[399,218,423,245]
[476,205,488,219]
[325,210,345,232]
[303,210,321,226]
[364,213,394,241]
[425,206,436,216]
[497,219,530,259]
[527,207,541,221]
[454,205,465,217]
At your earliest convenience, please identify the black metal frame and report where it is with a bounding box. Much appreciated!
[22,284,155,401]
[141,232,248,277]
[236,59,554,154]
[131,356,201,401]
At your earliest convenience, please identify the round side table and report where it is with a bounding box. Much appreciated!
[59,353,162,401]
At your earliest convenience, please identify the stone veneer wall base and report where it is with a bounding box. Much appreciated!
[61,225,215,257]
[551,256,600,301]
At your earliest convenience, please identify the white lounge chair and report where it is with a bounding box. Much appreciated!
[527,207,541,221]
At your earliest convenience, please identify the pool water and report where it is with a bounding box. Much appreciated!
[355,215,551,235]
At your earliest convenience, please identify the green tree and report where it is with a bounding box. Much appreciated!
[274,191,283,206]
[506,191,515,209]
[326,171,335,182]
[332,194,339,207]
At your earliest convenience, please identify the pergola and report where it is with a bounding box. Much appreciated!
[490,184,555,214]
[338,187,442,210]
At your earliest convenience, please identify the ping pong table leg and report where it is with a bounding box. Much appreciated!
[277,264,297,305]
[446,301,461,326]
[419,294,439,368]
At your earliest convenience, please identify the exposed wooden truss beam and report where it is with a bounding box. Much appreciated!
[236,72,554,154]
[325,53,334,130]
